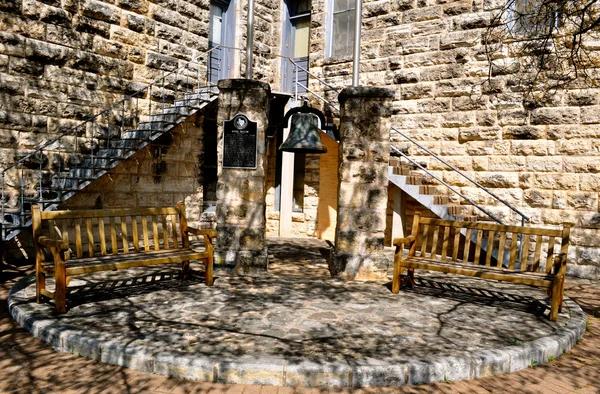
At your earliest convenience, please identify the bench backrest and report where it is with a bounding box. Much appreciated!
[408,213,570,274]
[32,203,191,259]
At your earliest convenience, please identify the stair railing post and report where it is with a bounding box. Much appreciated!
[121,100,125,140]
[294,61,298,101]
[162,70,165,113]
[91,118,96,173]
[19,164,24,227]
[1,172,5,239]
[38,149,43,206]
[74,126,79,188]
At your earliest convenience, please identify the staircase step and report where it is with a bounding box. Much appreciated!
[163,106,195,116]
[419,185,447,195]
[455,215,478,222]
[185,92,212,101]
[406,174,422,185]
[447,205,474,216]
[173,98,209,109]
[137,121,174,131]
[148,113,178,123]
[432,195,449,205]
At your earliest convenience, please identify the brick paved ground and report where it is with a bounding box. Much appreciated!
[1,254,599,393]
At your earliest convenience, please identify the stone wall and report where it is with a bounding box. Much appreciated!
[61,117,206,226]
[307,0,600,279]
[0,0,280,207]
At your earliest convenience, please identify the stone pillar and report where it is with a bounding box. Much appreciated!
[331,86,395,279]
[214,79,270,275]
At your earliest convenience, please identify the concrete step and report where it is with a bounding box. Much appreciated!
[447,205,475,217]
[419,185,447,195]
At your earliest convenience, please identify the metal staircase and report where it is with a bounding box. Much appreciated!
[1,51,220,241]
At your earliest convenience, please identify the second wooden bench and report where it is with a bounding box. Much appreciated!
[392,213,570,321]
[33,202,215,313]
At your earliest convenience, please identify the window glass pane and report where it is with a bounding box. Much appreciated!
[209,5,223,45]
[294,0,310,15]
[294,19,311,58]
[332,9,354,57]
[334,0,350,13]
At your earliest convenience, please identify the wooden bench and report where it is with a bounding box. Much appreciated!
[32,202,215,313]
[392,212,570,321]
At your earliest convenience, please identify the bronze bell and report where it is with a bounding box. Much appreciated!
[279,112,327,154]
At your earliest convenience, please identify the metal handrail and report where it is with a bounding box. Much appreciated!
[1,46,224,175]
[296,83,340,112]
[390,146,504,224]
[391,126,529,226]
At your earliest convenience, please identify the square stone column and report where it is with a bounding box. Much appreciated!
[331,86,395,279]
[214,79,271,275]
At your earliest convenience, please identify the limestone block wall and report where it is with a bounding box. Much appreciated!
[61,118,206,226]
[0,0,280,205]
[306,0,600,279]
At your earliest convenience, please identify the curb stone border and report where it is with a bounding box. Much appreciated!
[8,274,587,387]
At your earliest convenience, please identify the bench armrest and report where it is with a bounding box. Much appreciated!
[392,234,416,247]
[36,236,68,251]
[186,227,217,238]
[553,252,568,273]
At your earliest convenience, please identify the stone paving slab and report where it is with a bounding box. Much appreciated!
[7,239,587,387]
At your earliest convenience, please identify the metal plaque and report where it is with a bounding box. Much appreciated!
[222,114,258,169]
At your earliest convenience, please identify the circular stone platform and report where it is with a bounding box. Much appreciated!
[8,239,586,387]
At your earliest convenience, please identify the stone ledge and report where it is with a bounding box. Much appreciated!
[217,79,271,92]
[339,86,396,104]
[8,273,586,388]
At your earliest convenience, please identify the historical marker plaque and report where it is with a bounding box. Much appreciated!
[222,114,258,169]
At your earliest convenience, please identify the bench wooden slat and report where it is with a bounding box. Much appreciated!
[430,226,440,259]
[399,258,554,288]
[171,214,179,249]
[463,228,472,263]
[533,234,543,272]
[485,230,495,266]
[162,215,170,249]
[497,232,506,267]
[441,226,450,260]
[132,216,140,252]
[121,216,129,254]
[75,221,83,258]
[141,215,150,251]
[546,236,555,273]
[152,216,160,251]
[509,232,519,270]
[452,227,460,261]
[48,219,56,239]
[473,229,483,264]
[420,224,429,257]
[418,217,562,237]
[40,206,180,220]
[521,234,530,271]
[110,217,118,255]
[43,249,210,276]
[86,218,94,257]
[61,223,69,252]
[98,218,107,256]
